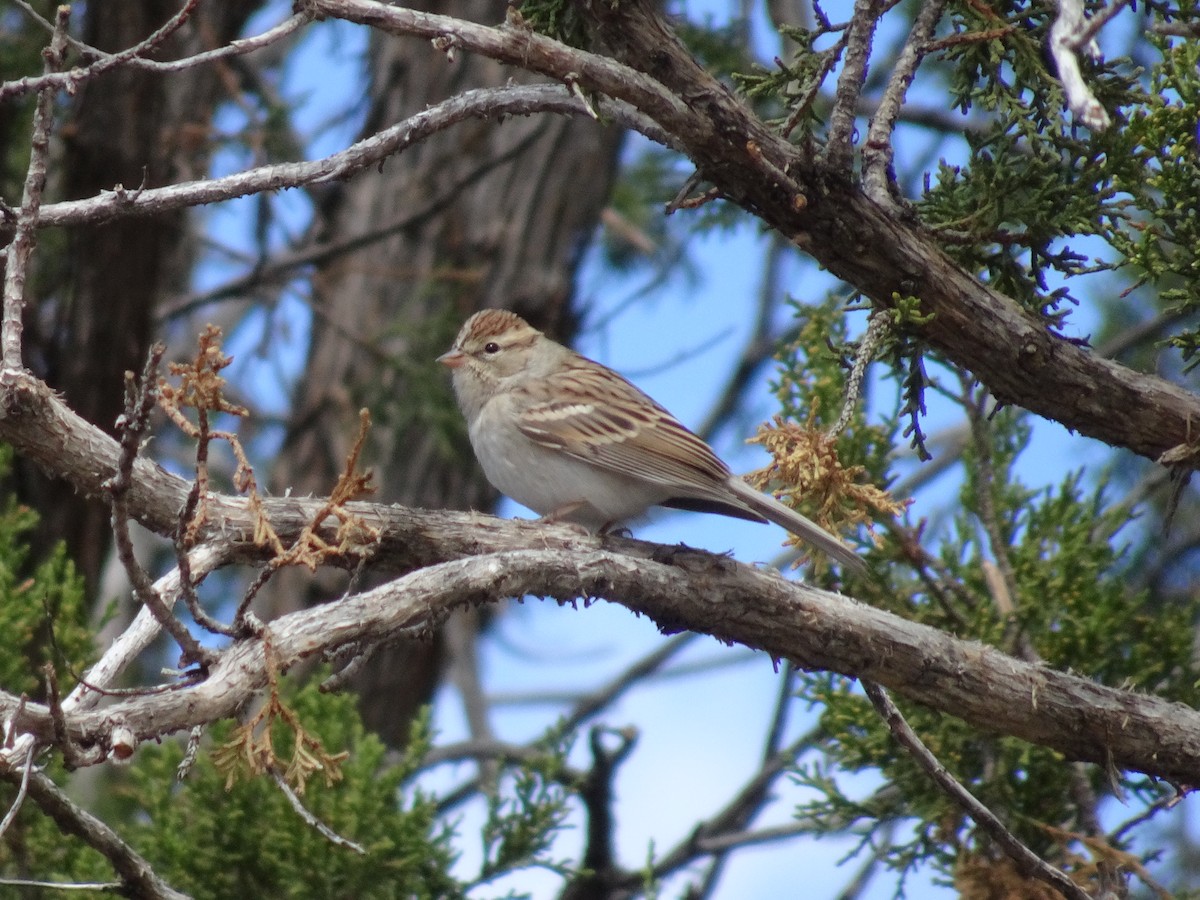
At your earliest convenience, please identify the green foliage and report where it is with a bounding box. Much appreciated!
[1103,38,1200,368]
[0,445,93,699]
[732,24,835,133]
[117,691,462,900]
[516,0,589,48]
[920,6,1199,351]
[475,727,573,888]
[768,267,1197,890]
[477,767,571,886]
[0,758,116,890]
[3,683,579,898]
[785,400,1198,887]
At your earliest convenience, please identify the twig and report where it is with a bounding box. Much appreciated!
[692,821,811,854]
[2,697,28,753]
[16,769,191,899]
[559,632,696,734]
[646,731,819,885]
[834,818,896,900]
[1067,0,1131,52]
[170,357,239,639]
[827,311,888,439]
[824,0,882,172]
[176,726,204,781]
[174,537,235,637]
[861,680,1090,900]
[562,727,637,896]
[64,545,228,715]
[1,0,222,103]
[664,170,705,215]
[1,6,69,371]
[963,381,1036,662]
[421,738,577,770]
[158,124,555,322]
[0,879,123,892]
[861,0,948,208]
[32,85,672,232]
[104,347,213,669]
[269,768,365,854]
[781,34,847,140]
[0,740,36,839]
[1149,20,1200,37]
[1048,0,1113,130]
[43,663,87,768]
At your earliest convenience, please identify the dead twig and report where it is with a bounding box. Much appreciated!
[862,680,1090,900]
[1,5,69,371]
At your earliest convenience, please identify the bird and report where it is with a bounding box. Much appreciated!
[438,309,866,573]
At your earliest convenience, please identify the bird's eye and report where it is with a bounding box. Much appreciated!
[483,342,500,354]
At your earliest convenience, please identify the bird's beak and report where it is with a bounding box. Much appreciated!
[437,348,465,369]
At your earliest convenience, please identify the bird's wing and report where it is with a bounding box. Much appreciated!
[514,358,737,500]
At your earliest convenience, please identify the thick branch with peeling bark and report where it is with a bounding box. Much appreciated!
[2,369,1200,784]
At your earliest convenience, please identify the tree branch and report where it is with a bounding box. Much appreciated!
[863,680,1089,900]
[862,0,948,207]
[1,6,68,370]
[10,768,190,900]
[569,0,1200,468]
[3,369,1200,782]
[28,84,669,231]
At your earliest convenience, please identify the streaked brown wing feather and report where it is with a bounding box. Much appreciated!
[515,356,735,497]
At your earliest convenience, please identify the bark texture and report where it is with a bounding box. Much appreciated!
[3,369,1200,786]
[15,0,261,592]
[270,0,624,742]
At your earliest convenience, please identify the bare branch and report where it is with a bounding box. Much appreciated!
[862,680,1090,900]
[825,0,881,171]
[270,768,366,854]
[104,346,213,670]
[862,0,948,207]
[1049,0,1113,130]
[1,6,69,371]
[639,731,819,893]
[3,371,1200,783]
[0,1,301,105]
[827,310,888,439]
[64,545,230,717]
[31,85,670,232]
[1066,0,1131,52]
[570,0,1200,469]
[0,740,35,840]
[11,769,190,900]
[8,0,1190,474]
[157,123,561,322]
[0,878,124,892]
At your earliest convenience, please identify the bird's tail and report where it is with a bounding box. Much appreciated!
[728,477,867,575]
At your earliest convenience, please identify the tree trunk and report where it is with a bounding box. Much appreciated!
[270,0,624,743]
[14,0,262,594]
